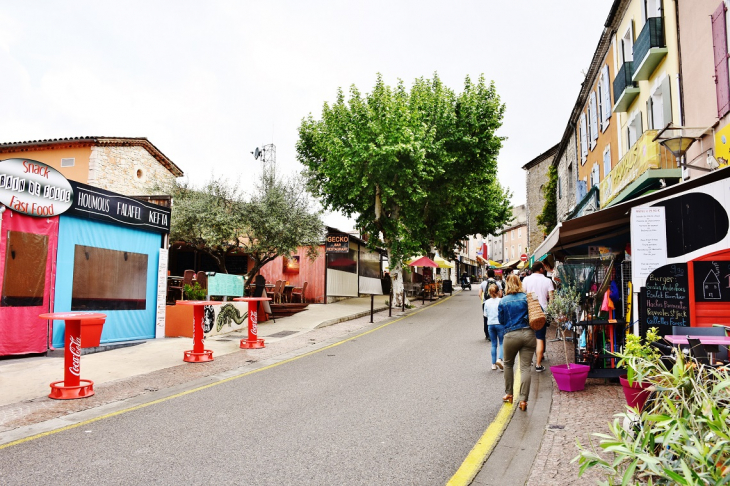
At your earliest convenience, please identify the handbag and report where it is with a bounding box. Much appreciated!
[526,292,546,331]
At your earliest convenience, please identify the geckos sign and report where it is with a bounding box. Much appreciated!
[0,158,74,217]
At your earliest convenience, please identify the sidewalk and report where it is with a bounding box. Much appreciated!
[473,325,625,486]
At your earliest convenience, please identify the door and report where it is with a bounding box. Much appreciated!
[0,211,59,355]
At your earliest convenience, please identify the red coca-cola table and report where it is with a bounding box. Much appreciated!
[233,297,270,349]
[38,311,107,400]
[176,301,223,362]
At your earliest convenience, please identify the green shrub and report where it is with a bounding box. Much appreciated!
[183,281,207,300]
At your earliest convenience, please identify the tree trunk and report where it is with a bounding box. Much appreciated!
[388,249,409,307]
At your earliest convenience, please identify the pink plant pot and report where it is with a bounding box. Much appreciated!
[619,374,652,411]
[550,364,590,392]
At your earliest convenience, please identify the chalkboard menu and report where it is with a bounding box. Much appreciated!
[693,261,730,302]
[644,263,690,327]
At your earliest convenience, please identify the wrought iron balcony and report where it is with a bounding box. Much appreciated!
[613,62,640,112]
[632,17,667,81]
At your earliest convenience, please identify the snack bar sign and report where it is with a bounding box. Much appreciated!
[326,233,349,253]
[0,158,74,217]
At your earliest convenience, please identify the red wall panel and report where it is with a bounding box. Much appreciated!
[253,246,326,303]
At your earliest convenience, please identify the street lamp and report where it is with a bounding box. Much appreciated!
[653,125,712,172]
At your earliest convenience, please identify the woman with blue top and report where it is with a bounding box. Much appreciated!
[498,274,536,412]
[483,284,504,370]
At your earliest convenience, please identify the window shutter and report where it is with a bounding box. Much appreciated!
[647,98,654,130]
[590,92,599,141]
[712,2,730,118]
[580,114,588,162]
[601,66,611,126]
[661,75,672,127]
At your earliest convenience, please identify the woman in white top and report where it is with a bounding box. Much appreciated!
[483,284,505,370]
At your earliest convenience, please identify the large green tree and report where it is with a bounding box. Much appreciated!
[297,73,511,305]
[167,170,323,281]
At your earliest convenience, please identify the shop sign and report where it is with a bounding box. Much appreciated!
[644,263,689,327]
[326,233,349,253]
[693,261,730,302]
[67,181,171,233]
[0,158,74,217]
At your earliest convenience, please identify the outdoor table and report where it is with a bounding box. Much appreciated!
[283,285,295,303]
[233,297,271,349]
[176,300,223,362]
[39,311,107,399]
[663,335,730,363]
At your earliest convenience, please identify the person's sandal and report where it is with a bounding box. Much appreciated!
[502,394,513,404]
[519,401,527,411]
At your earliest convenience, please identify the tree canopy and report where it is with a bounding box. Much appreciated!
[168,170,323,282]
[297,73,511,302]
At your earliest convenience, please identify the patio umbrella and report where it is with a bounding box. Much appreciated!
[433,255,454,269]
[408,256,438,268]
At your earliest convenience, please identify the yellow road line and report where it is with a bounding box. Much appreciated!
[446,366,521,486]
[1,294,454,450]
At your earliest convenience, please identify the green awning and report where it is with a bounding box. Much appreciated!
[605,169,682,208]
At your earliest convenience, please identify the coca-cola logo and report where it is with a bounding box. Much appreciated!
[68,336,82,377]
[250,311,257,337]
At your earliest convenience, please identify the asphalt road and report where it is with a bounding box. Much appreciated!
[0,291,506,485]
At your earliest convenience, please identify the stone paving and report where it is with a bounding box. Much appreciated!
[526,326,625,486]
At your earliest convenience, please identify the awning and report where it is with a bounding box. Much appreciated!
[517,261,528,270]
[531,166,730,260]
[434,255,455,269]
[499,259,520,269]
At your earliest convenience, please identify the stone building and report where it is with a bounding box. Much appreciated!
[0,136,183,196]
[522,145,558,254]
[501,204,527,264]
[555,130,580,222]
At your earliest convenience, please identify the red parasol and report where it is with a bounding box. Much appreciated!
[408,256,438,268]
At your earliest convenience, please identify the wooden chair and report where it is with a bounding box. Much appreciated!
[271,280,281,303]
[196,271,208,290]
[167,277,183,303]
[183,269,196,287]
[291,281,308,303]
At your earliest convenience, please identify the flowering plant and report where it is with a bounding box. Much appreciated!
[544,284,581,368]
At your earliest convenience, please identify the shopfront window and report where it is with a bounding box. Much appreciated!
[71,245,148,310]
[2,231,48,307]
[359,251,381,279]
[327,248,357,274]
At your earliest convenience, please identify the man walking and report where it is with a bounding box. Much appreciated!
[522,261,554,372]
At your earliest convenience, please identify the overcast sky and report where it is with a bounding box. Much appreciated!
[0,0,613,230]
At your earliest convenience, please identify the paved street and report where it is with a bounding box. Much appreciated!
[0,292,509,485]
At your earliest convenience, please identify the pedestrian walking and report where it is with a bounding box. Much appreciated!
[521,261,554,372]
[479,269,502,340]
[484,283,504,370]
[498,274,535,412]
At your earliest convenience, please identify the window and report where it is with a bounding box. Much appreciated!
[620,24,634,65]
[600,65,611,130]
[72,246,148,310]
[647,76,672,130]
[591,163,600,188]
[589,92,599,146]
[642,0,661,23]
[627,112,643,150]
[518,227,522,237]
[580,114,588,163]
[2,231,48,307]
[511,230,514,240]
[518,245,522,255]
[603,145,612,178]
[558,175,563,199]
[511,246,515,259]
[568,163,573,193]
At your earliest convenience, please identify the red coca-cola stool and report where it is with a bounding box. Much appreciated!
[233,297,271,349]
[39,312,107,400]
[176,301,223,362]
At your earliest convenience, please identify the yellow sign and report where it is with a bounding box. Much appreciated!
[599,130,675,208]
[714,123,730,168]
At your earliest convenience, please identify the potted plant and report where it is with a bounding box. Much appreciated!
[613,327,662,410]
[183,281,208,301]
[545,284,590,391]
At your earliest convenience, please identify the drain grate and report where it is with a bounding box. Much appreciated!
[267,330,298,338]
[546,424,565,430]
[216,339,233,342]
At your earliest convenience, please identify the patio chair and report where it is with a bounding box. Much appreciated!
[273,280,284,304]
[291,281,308,303]
[196,271,208,291]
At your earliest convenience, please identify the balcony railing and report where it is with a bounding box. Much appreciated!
[613,62,640,112]
[632,17,667,81]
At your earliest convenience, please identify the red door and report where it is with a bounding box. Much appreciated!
[0,211,58,355]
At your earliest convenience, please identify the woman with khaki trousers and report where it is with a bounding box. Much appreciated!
[497,274,536,411]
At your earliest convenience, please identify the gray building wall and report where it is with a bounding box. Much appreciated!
[525,155,553,253]
[556,131,579,223]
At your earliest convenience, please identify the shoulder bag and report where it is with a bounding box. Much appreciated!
[526,292,546,331]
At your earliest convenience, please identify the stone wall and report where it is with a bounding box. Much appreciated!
[557,131,579,223]
[88,145,177,195]
[525,156,553,253]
